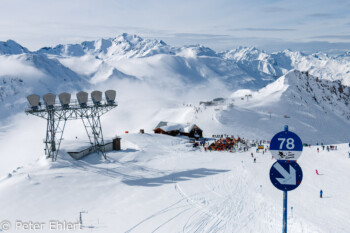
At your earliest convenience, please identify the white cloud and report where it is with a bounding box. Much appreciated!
[0,56,44,78]
[0,0,348,53]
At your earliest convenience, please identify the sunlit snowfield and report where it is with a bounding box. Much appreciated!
[0,133,349,233]
[1,34,350,232]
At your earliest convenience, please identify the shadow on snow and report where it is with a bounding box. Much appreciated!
[122,168,230,187]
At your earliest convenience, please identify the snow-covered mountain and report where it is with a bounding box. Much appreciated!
[0,40,29,55]
[36,34,274,89]
[148,70,350,144]
[1,34,350,233]
[37,33,172,59]
[0,34,277,122]
[39,34,350,88]
[220,47,286,78]
[0,51,89,120]
[221,47,350,86]
[217,70,350,143]
[1,33,350,139]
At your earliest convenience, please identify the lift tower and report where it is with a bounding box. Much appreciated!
[25,90,117,161]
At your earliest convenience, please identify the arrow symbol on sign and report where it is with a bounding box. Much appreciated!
[273,163,296,185]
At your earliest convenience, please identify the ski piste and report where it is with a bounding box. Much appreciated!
[1,34,350,233]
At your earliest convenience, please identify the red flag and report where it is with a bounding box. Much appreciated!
[316,169,319,175]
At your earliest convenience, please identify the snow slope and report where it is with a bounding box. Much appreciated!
[2,69,349,177]
[215,70,350,144]
[0,36,350,178]
[0,133,349,233]
[148,70,350,144]
[0,34,350,232]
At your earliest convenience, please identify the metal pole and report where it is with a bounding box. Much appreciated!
[283,125,288,233]
[79,212,83,225]
[283,190,288,233]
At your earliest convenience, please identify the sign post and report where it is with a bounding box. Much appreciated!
[269,125,303,233]
[283,191,287,233]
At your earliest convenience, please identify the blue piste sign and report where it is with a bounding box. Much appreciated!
[269,126,304,233]
[270,130,303,160]
[270,161,303,191]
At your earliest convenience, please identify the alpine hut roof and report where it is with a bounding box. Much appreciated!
[154,122,200,133]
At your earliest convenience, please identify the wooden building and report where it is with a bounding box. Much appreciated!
[153,121,203,139]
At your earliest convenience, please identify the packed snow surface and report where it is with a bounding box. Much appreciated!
[1,33,350,232]
[0,133,349,233]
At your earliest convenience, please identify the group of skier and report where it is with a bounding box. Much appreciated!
[316,143,350,159]
[205,136,248,152]
[316,144,337,153]
[202,138,350,199]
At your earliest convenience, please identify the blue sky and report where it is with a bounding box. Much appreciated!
[0,0,349,53]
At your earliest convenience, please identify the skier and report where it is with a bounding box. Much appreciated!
[320,190,323,198]
[322,145,325,150]
[317,148,319,153]
[316,169,319,175]
[348,152,350,158]
[254,158,256,163]
[251,152,253,157]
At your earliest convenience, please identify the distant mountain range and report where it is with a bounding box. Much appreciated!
[1,33,349,87]
[0,33,350,143]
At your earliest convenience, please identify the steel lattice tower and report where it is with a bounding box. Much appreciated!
[25,90,117,161]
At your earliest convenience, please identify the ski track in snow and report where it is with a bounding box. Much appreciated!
[2,34,350,233]
[124,156,282,233]
[0,133,349,232]
[123,144,328,233]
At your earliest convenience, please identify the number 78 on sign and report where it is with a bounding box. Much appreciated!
[270,131,303,160]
